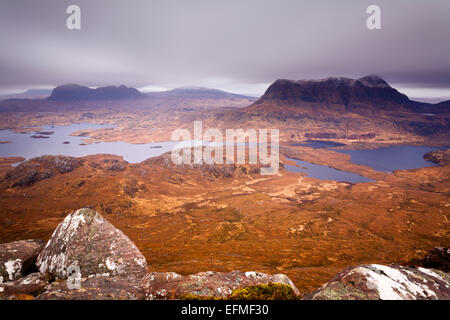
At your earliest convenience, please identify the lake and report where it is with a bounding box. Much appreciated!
[285,140,445,182]
[285,157,374,183]
[0,124,444,183]
[0,123,256,165]
[336,145,444,172]
[0,123,182,164]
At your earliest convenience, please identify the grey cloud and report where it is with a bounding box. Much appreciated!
[0,0,449,95]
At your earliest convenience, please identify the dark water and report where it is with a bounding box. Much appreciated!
[285,157,374,183]
[336,145,444,172]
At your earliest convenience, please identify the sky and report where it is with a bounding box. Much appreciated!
[0,0,449,99]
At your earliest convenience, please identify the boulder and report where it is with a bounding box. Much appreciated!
[140,270,299,299]
[0,272,51,298]
[36,275,144,300]
[307,264,450,300]
[36,208,147,281]
[0,239,45,281]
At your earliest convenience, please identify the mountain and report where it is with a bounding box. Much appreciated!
[47,84,145,101]
[213,75,450,140]
[146,87,255,100]
[249,75,448,114]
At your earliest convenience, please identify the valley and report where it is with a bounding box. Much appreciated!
[0,77,449,296]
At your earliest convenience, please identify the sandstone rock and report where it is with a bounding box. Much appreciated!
[37,275,144,300]
[307,264,450,300]
[140,272,185,300]
[0,272,51,298]
[140,270,299,300]
[36,208,147,280]
[0,239,45,281]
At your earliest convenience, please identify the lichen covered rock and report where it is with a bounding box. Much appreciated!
[0,272,51,298]
[140,272,185,300]
[140,270,299,300]
[36,275,144,300]
[36,208,147,280]
[308,264,450,300]
[0,239,45,281]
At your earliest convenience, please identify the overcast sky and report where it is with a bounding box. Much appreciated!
[0,0,449,99]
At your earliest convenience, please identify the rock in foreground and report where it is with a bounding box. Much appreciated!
[0,272,51,299]
[37,275,144,300]
[140,270,300,300]
[0,240,45,281]
[36,208,147,280]
[307,264,450,300]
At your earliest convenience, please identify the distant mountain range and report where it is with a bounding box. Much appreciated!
[0,84,254,102]
[0,77,448,140]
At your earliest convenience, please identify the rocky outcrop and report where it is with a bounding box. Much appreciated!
[3,208,448,300]
[36,275,144,300]
[2,156,83,187]
[36,208,147,280]
[140,270,300,300]
[0,209,300,300]
[0,240,45,281]
[307,264,450,300]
